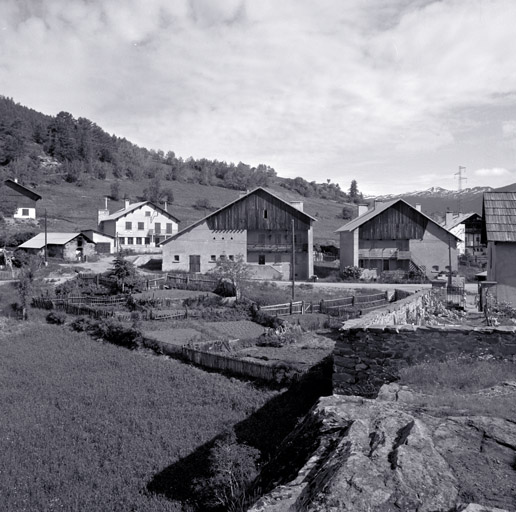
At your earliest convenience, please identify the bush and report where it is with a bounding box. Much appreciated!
[70,317,141,349]
[341,265,362,281]
[252,309,286,329]
[193,430,260,511]
[46,311,67,324]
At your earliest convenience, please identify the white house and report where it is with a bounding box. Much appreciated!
[98,199,180,253]
[2,179,42,220]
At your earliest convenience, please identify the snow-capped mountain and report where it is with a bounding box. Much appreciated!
[366,186,494,201]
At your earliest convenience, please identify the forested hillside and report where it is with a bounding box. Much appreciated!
[0,96,354,203]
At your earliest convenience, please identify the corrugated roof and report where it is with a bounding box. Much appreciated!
[100,201,180,223]
[17,233,90,249]
[482,191,516,242]
[160,187,316,246]
[335,198,460,239]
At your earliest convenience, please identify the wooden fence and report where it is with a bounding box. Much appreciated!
[260,291,389,317]
[32,297,133,321]
[165,273,218,291]
[0,269,20,280]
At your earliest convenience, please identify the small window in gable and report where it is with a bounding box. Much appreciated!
[125,221,132,230]
[145,211,151,217]
[174,255,180,262]
[210,255,216,262]
[263,209,268,219]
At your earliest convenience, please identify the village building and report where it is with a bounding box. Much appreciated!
[337,199,459,280]
[482,191,516,305]
[2,179,42,220]
[80,229,116,254]
[442,211,486,263]
[17,233,96,261]
[159,187,316,280]
[97,199,180,253]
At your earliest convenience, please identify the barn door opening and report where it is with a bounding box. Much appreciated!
[189,255,201,273]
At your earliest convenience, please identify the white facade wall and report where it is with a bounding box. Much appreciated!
[13,207,36,220]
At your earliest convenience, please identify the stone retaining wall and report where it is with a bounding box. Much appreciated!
[333,291,516,397]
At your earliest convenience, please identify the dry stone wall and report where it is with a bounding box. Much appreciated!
[334,291,516,397]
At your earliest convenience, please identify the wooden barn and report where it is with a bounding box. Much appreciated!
[337,199,459,280]
[442,211,486,263]
[482,191,516,305]
[160,188,316,280]
[2,179,42,220]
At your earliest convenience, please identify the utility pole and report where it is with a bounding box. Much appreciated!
[44,209,48,266]
[291,219,296,301]
[454,166,467,213]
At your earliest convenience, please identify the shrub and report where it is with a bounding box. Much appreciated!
[252,309,285,329]
[46,311,67,325]
[257,323,303,347]
[193,430,260,511]
[341,265,362,281]
[70,317,141,350]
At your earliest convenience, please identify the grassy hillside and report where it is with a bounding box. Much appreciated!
[33,178,348,244]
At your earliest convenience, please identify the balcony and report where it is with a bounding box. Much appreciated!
[358,248,411,259]
[247,243,309,252]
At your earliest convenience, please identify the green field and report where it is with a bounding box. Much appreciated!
[0,320,278,511]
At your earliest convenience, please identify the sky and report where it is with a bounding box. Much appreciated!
[2,0,516,196]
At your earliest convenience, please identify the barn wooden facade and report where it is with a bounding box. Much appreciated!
[160,188,315,280]
[338,199,458,279]
[482,192,516,305]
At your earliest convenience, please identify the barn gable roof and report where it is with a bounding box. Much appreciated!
[336,198,460,239]
[160,187,316,246]
[100,201,180,224]
[4,179,42,201]
[442,212,481,230]
[482,191,516,242]
[17,232,94,249]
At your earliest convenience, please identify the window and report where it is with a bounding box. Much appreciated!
[383,260,389,271]
[145,211,151,217]
[136,238,142,245]
[228,255,234,261]
[127,237,134,245]
[220,255,226,261]
[174,255,180,262]
[144,237,150,245]
[125,221,132,230]
[210,255,216,262]
[432,265,439,272]
[154,222,161,234]
[263,209,268,219]
[21,208,29,216]
[258,255,265,265]
[138,222,144,230]
[119,237,125,245]
[166,223,173,234]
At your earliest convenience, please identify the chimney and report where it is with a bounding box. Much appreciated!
[445,211,455,227]
[104,196,108,210]
[239,190,249,198]
[415,203,421,212]
[164,200,168,212]
[357,204,368,217]
[290,201,304,212]
[374,200,382,209]
[124,198,130,210]
[13,178,18,183]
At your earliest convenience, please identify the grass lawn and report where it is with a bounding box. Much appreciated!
[0,320,276,512]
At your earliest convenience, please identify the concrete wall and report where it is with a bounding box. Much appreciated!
[410,221,457,278]
[339,230,358,270]
[489,242,516,305]
[162,222,247,272]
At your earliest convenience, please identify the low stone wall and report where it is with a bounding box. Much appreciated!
[334,325,516,397]
[334,290,516,397]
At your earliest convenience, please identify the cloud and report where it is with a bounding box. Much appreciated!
[2,0,516,194]
[474,167,510,177]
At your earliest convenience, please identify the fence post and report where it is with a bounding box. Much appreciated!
[301,300,304,314]
[320,299,324,313]
[385,290,389,302]
[351,295,355,306]
[289,302,292,315]
[185,306,188,319]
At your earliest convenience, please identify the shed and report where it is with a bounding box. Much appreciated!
[17,233,96,261]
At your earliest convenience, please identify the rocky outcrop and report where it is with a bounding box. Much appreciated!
[249,383,516,512]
